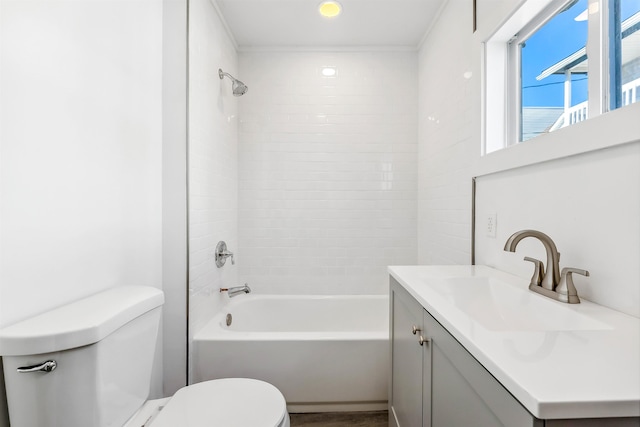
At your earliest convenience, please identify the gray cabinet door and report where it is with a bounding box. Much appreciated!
[424,310,542,427]
[390,278,425,427]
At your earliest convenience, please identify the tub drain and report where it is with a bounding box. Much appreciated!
[226,313,232,326]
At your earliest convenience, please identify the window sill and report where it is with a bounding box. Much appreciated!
[474,101,640,177]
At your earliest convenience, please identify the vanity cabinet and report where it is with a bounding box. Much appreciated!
[390,276,640,427]
[390,277,541,427]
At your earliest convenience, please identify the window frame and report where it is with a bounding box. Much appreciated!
[482,0,619,155]
[478,0,640,177]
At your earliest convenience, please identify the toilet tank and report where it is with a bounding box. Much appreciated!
[0,286,164,427]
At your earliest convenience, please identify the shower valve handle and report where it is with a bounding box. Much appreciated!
[219,251,235,264]
[215,241,235,267]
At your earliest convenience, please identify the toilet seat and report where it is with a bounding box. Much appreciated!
[144,378,289,427]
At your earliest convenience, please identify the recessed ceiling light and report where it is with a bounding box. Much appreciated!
[318,1,342,18]
[322,67,337,77]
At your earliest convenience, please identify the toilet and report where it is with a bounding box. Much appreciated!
[0,287,290,427]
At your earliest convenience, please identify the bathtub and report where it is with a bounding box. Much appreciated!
[193,294,389,412]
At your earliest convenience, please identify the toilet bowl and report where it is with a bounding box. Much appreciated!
[0,286,290,427]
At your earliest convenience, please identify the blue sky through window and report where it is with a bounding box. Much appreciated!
[521,0,588,108]
[522,0,640,108]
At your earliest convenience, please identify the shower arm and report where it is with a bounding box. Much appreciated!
[219,69,235,81]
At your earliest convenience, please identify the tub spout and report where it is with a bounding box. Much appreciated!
[220,284,251,298]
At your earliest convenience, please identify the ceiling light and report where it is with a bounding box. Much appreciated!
[318,1,342,18]
[322,67,337,77]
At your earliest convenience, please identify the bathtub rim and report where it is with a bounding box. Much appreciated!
[193,293,389,341]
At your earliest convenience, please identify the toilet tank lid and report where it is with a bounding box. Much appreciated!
[0,286,164,356]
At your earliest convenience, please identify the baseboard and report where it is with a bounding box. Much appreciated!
[288,401,388,413]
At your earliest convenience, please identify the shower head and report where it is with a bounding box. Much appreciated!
[218,68,248,97]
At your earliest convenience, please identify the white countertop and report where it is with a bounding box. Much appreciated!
[389,265,640,420]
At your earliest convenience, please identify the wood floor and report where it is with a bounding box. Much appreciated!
[289,411,388,427]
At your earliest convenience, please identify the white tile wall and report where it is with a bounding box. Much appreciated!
[237,52,418,295]
[187,0,239,358]
[417,1,474,265]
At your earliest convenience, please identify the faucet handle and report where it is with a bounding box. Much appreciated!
[215,241,235,267]
[523,256,544,287]
[556,267,589,304]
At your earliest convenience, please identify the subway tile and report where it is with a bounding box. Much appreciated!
[235,51,417,295]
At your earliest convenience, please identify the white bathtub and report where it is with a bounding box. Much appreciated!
[193,294,389,413]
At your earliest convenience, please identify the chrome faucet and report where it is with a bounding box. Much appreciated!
[504,229,589,304]
[220,283,251,298]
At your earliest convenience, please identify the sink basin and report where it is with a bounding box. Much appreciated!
[428,276,610,332]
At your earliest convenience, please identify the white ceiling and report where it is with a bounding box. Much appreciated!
[213,0,447,50]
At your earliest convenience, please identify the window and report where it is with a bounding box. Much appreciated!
[516,0,588,142]
[483,0,640,154]
[612,1,640,109]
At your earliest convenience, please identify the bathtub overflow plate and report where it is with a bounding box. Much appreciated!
[226,313,232,326]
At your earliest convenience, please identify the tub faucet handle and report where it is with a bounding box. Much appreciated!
[215,241,235,267]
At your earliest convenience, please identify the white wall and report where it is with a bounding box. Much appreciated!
[187,0,239,379]
[475,142,640,317]
[0,0,163,327]
[0,0,166,422]
[418,0,640,318]
[237,51,418,295]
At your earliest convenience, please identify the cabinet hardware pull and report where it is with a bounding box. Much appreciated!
[419,336,429,346]
[412,325,421,335]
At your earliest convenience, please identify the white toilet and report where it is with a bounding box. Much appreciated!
[0,287,290,427]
